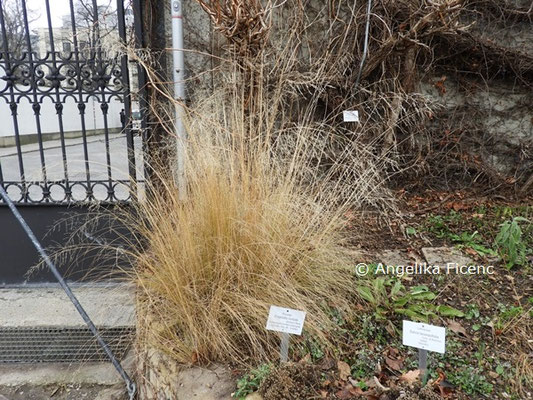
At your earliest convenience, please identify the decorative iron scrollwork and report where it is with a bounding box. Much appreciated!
[0,0,144,205]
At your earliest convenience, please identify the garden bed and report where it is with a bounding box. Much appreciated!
[230,191,532,400]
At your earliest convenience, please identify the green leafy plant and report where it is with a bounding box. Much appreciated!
[495,205,516,219]
[405,226,417,236]
[357,278,463,322]
[493,303,524,331]
[424,211,462,238]
[233,363,272,399]
[350,349,380,379]
[356,380,368,390]
[465,304,480,320]
[425,215,450,238]
[494,217,530,269]
[474,342,486,367]
[449,366,493,396]
[299,336,325,362]
[433,339,465,369]
[463,303,491,331]
[351,314,388,345]
[449,231,496,257]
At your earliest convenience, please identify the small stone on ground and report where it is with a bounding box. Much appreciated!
[376,249,414,266]
[175,365,234,400]
[421,247,473,267]
[245,393,263,400]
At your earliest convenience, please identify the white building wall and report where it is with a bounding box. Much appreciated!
[0,95,123,138]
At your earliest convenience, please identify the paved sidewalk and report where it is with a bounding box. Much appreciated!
[0,283,135,328]
[0,133,144,185]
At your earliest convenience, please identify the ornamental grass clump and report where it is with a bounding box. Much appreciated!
[120,0,406,364]
[129,88,373,364]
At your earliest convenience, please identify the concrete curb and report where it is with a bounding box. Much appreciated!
[0,362,125,387]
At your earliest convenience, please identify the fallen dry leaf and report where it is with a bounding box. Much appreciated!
[385,356,403,371]
[364,377,377,388]
[434,76,447,95]
[400,369,421,384]
[338,360,352,381]
[447,320,468,337]
[435,370,455,397]
[465,247,479,257]
[388,347,399,357]
[448,201,469,211]
[336,384,363,399]
[299,353,311,364]
[362,391,380,400]
[319,357,336,371]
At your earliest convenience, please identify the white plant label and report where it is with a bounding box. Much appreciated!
[402,320,446,354]
[343,110,359,122]
[266,306,306,335]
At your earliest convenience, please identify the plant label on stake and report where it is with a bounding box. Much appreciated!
[343,110,359,122]
[266,306,306,363]
[402,320,446,383]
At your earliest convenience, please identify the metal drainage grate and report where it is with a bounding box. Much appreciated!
[0,326,134,363]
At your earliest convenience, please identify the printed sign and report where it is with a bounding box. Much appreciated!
[266,306,306,335]
[402,320,446,354]
[343,110,359,122]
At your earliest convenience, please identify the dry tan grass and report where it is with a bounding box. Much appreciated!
[122,0,409,363]
[501,303,533,397]
[127,83,379,364]
[515,351,533,396]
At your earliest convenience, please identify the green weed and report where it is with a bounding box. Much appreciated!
[349,349,380,379]
[464,304,480,320]
[449,366,493,396]
[494,217,531,269]
[425,214,451,238]
[493,303,524,331]
[463,304,491,331]
[352,314,388,345]
[405,226,417,236]
[234,363,272,399]
[424,213,496,257]
[299,336,325,362]
[449,231,496,257]
[357,277,463,322]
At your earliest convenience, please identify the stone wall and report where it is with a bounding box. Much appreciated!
[174,1,533,190]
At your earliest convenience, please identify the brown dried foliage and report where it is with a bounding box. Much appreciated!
[190,0,532,194]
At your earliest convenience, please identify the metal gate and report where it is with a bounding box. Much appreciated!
[0,0,148,284]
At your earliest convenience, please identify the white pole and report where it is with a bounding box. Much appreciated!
[170,0,186,198]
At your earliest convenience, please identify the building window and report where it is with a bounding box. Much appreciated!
[63,42,72,53]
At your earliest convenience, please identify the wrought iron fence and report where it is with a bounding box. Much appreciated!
[0,0,146,204]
